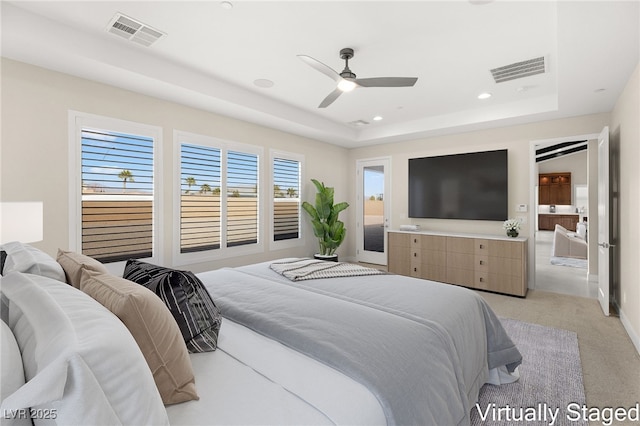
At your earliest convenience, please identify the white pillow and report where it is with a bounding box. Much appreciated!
[1,321,31,426]
[0,272,169,425]
[0,242,66,282]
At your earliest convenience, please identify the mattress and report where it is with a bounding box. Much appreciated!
[165,318,385,426]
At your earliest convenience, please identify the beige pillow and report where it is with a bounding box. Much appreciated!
[79,268,199,405]
[57,249,109,288]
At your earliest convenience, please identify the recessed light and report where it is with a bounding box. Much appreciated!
[253,79,274,88]
[220,1,233,10]
[373,116,383,121]
[477,92,492,100]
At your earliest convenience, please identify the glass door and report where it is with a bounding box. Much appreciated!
[356,158,390,265]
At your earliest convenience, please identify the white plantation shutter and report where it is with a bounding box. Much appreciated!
[226,151,259,247]
[273,157,301,241]
[81,128,154,263]
[180,144,221,253]
[177,137,261,257]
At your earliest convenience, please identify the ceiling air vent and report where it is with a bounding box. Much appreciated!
[490,56,546,83]
[107,13,165,47]
[348,120,370,127]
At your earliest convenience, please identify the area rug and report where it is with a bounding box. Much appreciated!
[471,318,587,425]
[550,255,588,269]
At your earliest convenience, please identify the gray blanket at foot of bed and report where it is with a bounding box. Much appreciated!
[198,260,521,426]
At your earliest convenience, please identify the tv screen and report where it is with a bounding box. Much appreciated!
[408,149,508,221]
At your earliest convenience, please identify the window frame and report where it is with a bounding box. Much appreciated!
[68,111,163,275]
[173,130,264,266]
[269,149,305,251]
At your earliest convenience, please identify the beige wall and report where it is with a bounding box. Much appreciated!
[0,59,350,271]
[346,114,609,243]
[345,115,610,293]
[610,63,640,352]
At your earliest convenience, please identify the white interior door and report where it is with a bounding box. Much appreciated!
[597,126,611,316]
[356,158,390,265]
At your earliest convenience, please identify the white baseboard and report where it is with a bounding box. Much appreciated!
[620,308,640,356]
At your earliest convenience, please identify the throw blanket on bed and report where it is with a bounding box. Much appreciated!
[198,260,522,426]
[269,258,385,281]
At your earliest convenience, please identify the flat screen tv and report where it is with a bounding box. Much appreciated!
[408,149,508,221]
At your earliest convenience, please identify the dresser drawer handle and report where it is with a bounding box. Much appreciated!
[479,260,484,265]
[414,238,417,243]
[479,277,484,282]
[414,267,417,272]
[479,244,484,249]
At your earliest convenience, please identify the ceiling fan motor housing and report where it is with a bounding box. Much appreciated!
[339,48,356,79]
[339,48,354,60]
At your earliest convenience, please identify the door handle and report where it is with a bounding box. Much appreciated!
[598,242,616,248]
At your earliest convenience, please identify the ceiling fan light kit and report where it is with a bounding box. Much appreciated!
[298,47,418,108]
[337,79,357,92]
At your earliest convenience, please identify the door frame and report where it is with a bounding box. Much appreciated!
[355,157,391,265]
[529,132,600,291]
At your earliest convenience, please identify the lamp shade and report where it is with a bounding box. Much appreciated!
[0,202,44,244]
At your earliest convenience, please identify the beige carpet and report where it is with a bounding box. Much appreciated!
[478,290,640,423]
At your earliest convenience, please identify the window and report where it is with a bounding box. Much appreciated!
[270,151,303,249]
[272,157,301,241]
[180,144,221,253]
[175,132,262,263]
[227,150,259,247]
[71,112,162,266]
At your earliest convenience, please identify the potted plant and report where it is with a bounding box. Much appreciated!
[302,179,349,261]
[503,218,522,237]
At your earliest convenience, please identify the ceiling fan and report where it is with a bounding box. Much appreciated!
[298,48,418,108]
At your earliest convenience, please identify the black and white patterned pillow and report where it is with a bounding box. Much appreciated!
[1,250,6,275]
[123,260,222,353]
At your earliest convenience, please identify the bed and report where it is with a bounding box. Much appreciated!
[0,243,521,426]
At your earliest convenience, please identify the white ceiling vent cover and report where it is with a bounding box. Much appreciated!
[107,13,165,47]
[490,56,546,83]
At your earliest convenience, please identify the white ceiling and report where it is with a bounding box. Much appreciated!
[2,1,638,148]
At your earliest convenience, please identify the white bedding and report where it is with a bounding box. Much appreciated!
[166,319,385,426]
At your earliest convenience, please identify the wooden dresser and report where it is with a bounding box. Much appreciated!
[388,230,528,297]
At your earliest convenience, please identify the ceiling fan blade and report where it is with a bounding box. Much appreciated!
[318,88,343,108]
[354,77,418,88]
[297,55,341,83]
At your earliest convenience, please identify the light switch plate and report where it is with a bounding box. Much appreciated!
[516,204,528,212]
